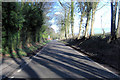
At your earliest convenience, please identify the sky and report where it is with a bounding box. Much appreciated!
[49,1,118,35]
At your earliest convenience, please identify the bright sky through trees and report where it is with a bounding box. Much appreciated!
[50,1,113,35]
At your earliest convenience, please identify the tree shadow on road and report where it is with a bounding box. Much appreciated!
[64,37,120,72]
[2,43,42,80]
[30,43,119,79]
[2,41,120,80]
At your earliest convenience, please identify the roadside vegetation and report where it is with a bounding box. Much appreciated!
[2,2,58,58]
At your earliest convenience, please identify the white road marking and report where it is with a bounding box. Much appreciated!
[17,69,22,72]
[10,76,14,78]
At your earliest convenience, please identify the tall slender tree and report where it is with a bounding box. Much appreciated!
[58,1,70,39]
[77,2,86,39]
[71,0,74,38]
[111,1,118,40]
[84,2,92,38]
[90,2,99,36]
[66,7,70,38]
[116,2,120,38]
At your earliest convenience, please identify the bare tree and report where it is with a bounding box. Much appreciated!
[77,2,86,39]
[71,0,74,38]
[84,2,92,38]
[90,2,99,36]
[116,2,120,38]
[58,1,70,39]
[111,1,117,40]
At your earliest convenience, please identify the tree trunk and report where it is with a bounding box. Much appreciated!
[7,3,13,58]
[37,31,40,43]
[90,2,99,36]
[90,10,95,36]
[78,3,86,39]
[71,0,74,38]
[67,8,70,38]
[85,13,90,38]
[111,2,116,40]
[65,10,68,39]
[78,17,83,39]
[116,17,120,38]
[8,33,13,58]
[21,27,27,48]
[90,9,96,36]
[116,2,120,38]
[113,2,117,28]
[16,29,21,58]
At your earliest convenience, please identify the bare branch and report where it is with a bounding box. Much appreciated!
[96,2,109,12]
[58,0,65,9]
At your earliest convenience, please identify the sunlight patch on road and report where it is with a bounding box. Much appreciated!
[10,76,14,78]
[17,69,22,73]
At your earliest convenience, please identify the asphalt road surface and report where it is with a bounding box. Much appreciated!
[6,41,120,80]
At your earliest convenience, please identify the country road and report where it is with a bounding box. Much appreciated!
[5,41,120,80]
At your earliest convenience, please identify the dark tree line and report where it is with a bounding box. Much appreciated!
[2,2,51,57]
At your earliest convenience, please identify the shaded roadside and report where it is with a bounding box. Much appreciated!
[61,37,120,75]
